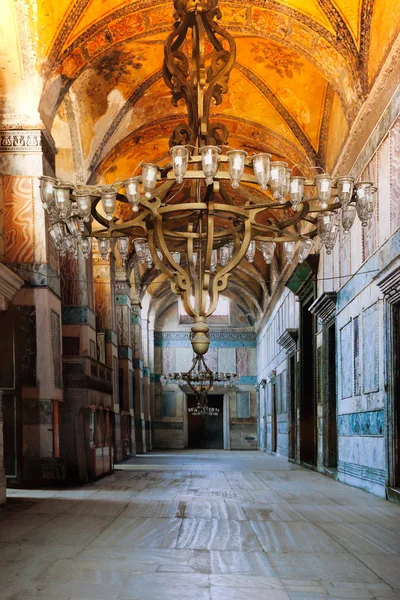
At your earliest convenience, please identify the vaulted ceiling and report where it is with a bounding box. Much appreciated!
[2,0,400,322]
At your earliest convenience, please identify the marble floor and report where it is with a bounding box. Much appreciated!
[1,451,400,600]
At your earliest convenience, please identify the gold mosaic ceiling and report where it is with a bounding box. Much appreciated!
[1,0,400,316]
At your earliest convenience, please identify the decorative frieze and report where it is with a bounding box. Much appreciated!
[154,330,256,347]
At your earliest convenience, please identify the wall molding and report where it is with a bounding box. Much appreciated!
[277,329,298,353]
[309,292,337,325]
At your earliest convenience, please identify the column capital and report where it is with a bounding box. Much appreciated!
[0,127,57,172]
[0,263,24,310]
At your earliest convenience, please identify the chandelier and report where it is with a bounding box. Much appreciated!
[39,0,377,365]
[161,353,239,416]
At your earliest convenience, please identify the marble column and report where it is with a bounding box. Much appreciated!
[0,127,65,485]
[115,273,135,459]
[0,391,4,504]
[131,302,146,453]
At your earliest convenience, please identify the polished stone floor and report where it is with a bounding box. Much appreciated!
[1,450,400,599]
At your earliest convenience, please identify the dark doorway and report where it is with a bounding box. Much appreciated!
[300,297,316,466]
[393,304,400,487]
[187,395,224,449]
[325,323,338,468]
[271,382,277,453]
[288,354,296,460]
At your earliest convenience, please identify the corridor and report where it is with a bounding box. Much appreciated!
[1,451,400,599]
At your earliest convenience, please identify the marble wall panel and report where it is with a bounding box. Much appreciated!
[218,347,236,373]
[18,305,37,386]
[236,347,249,377]
[362,303,379,394]
[161,391,176,417]
[3,176,34,264]
[362,157,377,260]
[60,254,78,306]
[175,347,194,372]
[338,410,384,436]
[50,310,62,389]
[338,435,385,470]
[205,347,218,372]
[162,347,175,374]
[377,135,391,245]
[340,320,353,399]
[390,115,400,232]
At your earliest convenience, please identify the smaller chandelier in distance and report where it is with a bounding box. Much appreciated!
[161,354,239,416]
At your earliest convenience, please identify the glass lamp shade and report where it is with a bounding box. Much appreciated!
[66,215,82,238]
[355,182,377,227]
[341,204,356,234]
[324,224,339,255]
[144,245,153,269]
[227,241,234,259]
[81,237,92,259]
[314,174,333,209]
[53,185,72,218]
[210,248,218,272]
[39,176,58,209]
[298,239,314,263]
[252,153,271,190]
[260,241,276,264]
[98,238,110,259]
[201,146,221,185]
[171,251,181,265]
[246,240,256,263]
[170,146,190,184]
[74,190,92,222]
[101,188,117,221]
[336,176,354,206]
[193,252,198,269]
[154,248,163,269]
[117,237,129,260]
[289,176,305,211]
[280,168,291,204]
[124,177,141,211]
[142,163,159,199]
[48,222,67,250]
[317,212,337,242]
[134,238,149,264]
[227,150,247,189]
[269,161,288,199]
[218,245,230,266]
[283,241,296,264]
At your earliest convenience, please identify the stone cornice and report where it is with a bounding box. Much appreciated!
[277,329,298,352]
[373,254,400,304]
[309,292,337,325]
[0,263,24,309]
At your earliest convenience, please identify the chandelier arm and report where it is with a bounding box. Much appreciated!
[278,201,310,229]
[206,217,252,317]
[187,222,199,312]
[90,196,110,228]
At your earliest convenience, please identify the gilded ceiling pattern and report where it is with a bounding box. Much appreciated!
[1,0,400,316]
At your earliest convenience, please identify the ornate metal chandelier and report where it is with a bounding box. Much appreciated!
[161,353,239,416]
[40,0,377,363]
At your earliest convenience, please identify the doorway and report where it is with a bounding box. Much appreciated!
[271,381,277,453]
[187,395,224,449]
[325,323,337,468]
[288,354,296,460]
[300,297,316,466]
[392,304,400,488]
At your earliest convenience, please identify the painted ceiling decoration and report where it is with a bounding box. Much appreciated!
[1,0,399,322]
